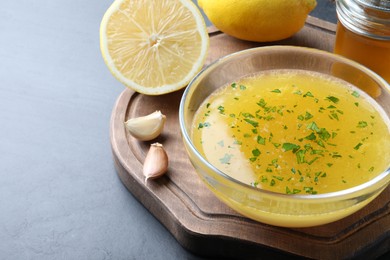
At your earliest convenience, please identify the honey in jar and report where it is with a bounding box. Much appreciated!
[334,0,390,82]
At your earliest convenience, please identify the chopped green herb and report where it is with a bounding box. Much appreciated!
[318,128,331,141]
[303,92,314,97]
[233,140,242,145]
[311,149,324,155]
[326,96,339,103]
[305,132,316,140]
[271,89,281,93]
[198,122,210,129]
[304,187,317,194]
[351,91,360,98]
[296,150,306,164]
[282,143,300,152]
[252,149,261,157]
[307,121,320,132]
[304,112,313,120]
[257,135,266,145]
[273,175,284,181]
[257,98,266,108]
[219,154,233,164]
[354,143,363,150]
[331,113,339,120]
[244,118,258,127]
[286,187,300,194]
[218,105,225,114]
[240,85,247,90]
[307,157,319,165]
[242,112,254,118]
[317,140,325,148]
[357,121,368,128]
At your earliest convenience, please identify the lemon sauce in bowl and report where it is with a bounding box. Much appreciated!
[192,69,390,195]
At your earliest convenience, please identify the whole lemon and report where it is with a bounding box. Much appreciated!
[198,0,317,42]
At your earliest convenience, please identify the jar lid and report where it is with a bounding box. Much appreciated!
[357,0,390,11]
[337,0,390,40]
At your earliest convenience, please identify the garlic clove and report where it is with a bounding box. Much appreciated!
[124,110,166,141]
[143,142,169,181]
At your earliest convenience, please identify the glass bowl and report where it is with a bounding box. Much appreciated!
[179,46,390,228]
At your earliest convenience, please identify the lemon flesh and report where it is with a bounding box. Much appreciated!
[198,0,317,42]
[100,0,209,95]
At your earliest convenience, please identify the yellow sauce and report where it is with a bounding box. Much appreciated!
[192,70,390,195]
[334,22,390,83]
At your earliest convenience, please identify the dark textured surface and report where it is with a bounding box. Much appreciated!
[0,0,386,259]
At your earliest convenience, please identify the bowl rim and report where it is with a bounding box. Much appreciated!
[179,45,390,201]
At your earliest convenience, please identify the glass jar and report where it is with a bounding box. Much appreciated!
[334,0,390,83]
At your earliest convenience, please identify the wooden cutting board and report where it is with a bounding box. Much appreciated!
[110,17,389,259]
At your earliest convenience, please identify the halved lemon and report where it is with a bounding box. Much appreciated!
[100,0,209,95]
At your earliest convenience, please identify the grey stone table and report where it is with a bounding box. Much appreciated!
[0,0,387,259]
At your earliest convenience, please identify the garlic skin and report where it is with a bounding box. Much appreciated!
[143,143,169,181]
[125,110,166,141]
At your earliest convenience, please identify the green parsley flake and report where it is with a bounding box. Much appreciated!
[244,118,259,127]
[296,150,306,164]
[305,112,313,120]
[307,122,320,132]
[351,91,360,98]
[303,92,314,97]
[218,105,225,114]
[282,143,300,152]
[305,132,316,140]
[354,143,363,150]
[219,154,233,164]
[326,96,340,103]
[357,121,368,128]
[198,122,210,129]
[257,135,266,145]
[252,148,261,157]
